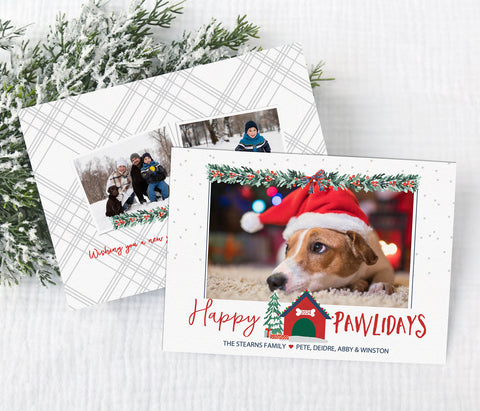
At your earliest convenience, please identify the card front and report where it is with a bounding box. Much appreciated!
[18,44,324,309]
[164,148,456,364]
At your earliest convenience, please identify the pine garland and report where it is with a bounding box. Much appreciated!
[110,206,169,229]
[206,164,420,193]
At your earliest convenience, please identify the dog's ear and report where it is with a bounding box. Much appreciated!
[346,231,378,266]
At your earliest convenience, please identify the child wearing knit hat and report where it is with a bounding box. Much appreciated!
[140,152,169,202]
[235,120,271,153]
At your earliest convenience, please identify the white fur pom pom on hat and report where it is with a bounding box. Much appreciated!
[240,211,264,233]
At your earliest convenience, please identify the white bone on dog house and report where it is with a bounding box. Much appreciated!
[280,291,331,339]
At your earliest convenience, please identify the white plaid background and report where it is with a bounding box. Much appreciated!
[19,43,326,309]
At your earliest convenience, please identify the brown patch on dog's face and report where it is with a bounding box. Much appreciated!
[286,228,366,278]
[346,231,378,265]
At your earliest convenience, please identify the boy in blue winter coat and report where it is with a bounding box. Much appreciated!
[140,153,169,202]
[234,120,271,153]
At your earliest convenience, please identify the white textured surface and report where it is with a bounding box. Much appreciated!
[1,0,479,409]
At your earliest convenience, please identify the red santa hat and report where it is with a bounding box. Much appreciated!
[240,185,371,240]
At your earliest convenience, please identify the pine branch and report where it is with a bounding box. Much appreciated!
[162,15,260,72]
[309,61,334,88]
[0,20,29,50]
[133,0,184,29]
[209,15,260,51]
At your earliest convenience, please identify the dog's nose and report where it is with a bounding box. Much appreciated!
[267,273,287,292]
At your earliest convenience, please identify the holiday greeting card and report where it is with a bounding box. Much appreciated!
[163,148,456,364]
[18,44,325,309]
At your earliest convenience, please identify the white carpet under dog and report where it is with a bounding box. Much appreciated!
[207,264,409,308]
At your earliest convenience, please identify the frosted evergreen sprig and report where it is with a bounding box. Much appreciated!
[206,164,420,193]
[0,0,263,286]
[110,206,169,230]
[0,20,28,51]
[159,14,260,72]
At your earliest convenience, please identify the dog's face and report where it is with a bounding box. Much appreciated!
[108,186,119,197]
[267,228,378,294]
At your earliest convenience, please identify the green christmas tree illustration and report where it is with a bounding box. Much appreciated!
[263,292,283,335]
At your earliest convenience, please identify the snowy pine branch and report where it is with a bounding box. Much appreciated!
[0,0,262,287]
[161,15,260,72]
[132,0,185,29]
[0,20,29,50]
[0,0,330,287]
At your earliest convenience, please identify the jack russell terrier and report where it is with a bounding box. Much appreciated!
[241,184,395,295]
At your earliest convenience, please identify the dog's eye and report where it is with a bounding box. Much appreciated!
[311,242,326,254]
[285,244,290,255]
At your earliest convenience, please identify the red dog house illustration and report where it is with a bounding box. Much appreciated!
[280,291,331,339]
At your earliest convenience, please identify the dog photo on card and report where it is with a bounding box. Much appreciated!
[19,44,325,309]
[163,148,456,364]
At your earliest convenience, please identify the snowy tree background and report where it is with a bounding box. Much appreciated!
[179,108,283,151]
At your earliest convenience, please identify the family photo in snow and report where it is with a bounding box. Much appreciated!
[179,108,282,152]
[105,152,169,216]
[73,128,173,233]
